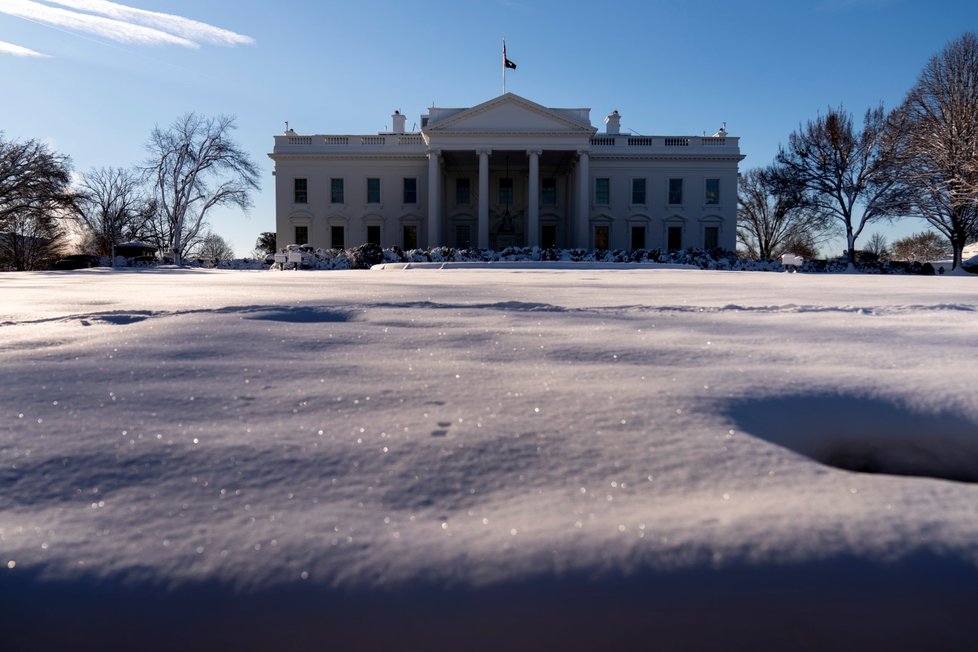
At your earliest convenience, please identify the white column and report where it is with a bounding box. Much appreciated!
[427,150,442,247]
[478,149,490,249]
[575,150,590,248]
[527,149,540,248]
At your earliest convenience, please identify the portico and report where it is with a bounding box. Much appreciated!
[421,94,597,250]
[428,147,589,250]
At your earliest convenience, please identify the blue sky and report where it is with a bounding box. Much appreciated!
[1,0,975,256]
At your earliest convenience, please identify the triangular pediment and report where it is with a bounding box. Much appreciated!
[425,93,595,134]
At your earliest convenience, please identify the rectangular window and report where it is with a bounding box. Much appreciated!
[631,226,646,250]
[366,178,381,204]
[594,177,610,205]
[331,225,345,249]
[294,225,308,245]
[293,178,307,204]
[403,178,417,204]
[594,225,610,250]
[456,178,471,205]
[667,226,682,252]
[403,225,418,250]
[541,178,557,205]
[705,178,720,205]
[367,225,381,246]
[455,224,471,249]
[631,178,646,205]
[542,224,557,249]
[704,226,719,250]
[498,178,513,205]
[668,178,683,205]
[330,178,344,204]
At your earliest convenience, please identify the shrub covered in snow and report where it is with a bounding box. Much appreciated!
[107,247,952,274]
[262,246,944,274]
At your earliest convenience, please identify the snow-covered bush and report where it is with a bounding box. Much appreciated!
[145,246,951,274]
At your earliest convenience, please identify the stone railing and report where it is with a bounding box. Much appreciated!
[274,134,428,150]
[589,135,739,151]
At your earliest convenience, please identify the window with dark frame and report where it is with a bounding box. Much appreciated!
[705,178,720,205]
[294,178,307,204]
[631,226,646,250]
[403,178,417,204]
[294,225,308,245]
[594,225,610,250]
[367,225,381,245]
[455,224,471,248]
[331,225,345,249]
[498,178,513,205]
[403,225,418,250]
[330,178,344,204]
[631,178,646,205]
[594,178,610,205]
[542,224,557,248]
[456,178,471,205]
[541,178,556,205]
[668,178,683,205]
[667,226,682,252]
[704,226,719,250]
[367,178,381,203]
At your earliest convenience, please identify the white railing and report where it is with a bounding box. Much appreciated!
[277,134,737,151]
[276,134,428,148]
[587,135,738,149]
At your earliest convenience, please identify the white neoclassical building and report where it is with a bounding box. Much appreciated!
[269,93,743,253]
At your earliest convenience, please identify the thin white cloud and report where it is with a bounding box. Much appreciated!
[0,0,198,47]
[0,39,52,57]
[45,0,254,46]
[0,0,255,51]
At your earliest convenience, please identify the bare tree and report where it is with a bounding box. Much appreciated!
[864,232,889,260]
[891,231,950,262]
[0,134,76,269]
[737,166,834,260]
[144,114,260,265]
[887,33,978,269]
[74,166,153,257]
[191,231,235,264]
[775,105,900,268]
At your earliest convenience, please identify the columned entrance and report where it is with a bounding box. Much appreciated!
[430,148,586,250]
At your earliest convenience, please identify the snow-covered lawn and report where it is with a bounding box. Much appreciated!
[2,267,977,650]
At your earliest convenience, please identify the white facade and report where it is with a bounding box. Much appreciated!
[269,93,744,252]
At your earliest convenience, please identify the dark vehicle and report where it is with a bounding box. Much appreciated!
[53,255,101,270]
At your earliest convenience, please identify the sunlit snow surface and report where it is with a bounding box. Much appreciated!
[2,267,977,650]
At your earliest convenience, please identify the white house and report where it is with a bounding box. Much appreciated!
[268,93,744,252]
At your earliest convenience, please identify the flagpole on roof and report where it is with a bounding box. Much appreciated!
[502,37,516,95]
[502,37,506,95]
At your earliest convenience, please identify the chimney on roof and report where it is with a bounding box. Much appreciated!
[392,110,406,134]
[605,110,621,136]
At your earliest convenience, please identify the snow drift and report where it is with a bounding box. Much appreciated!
[1,267,977,650]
